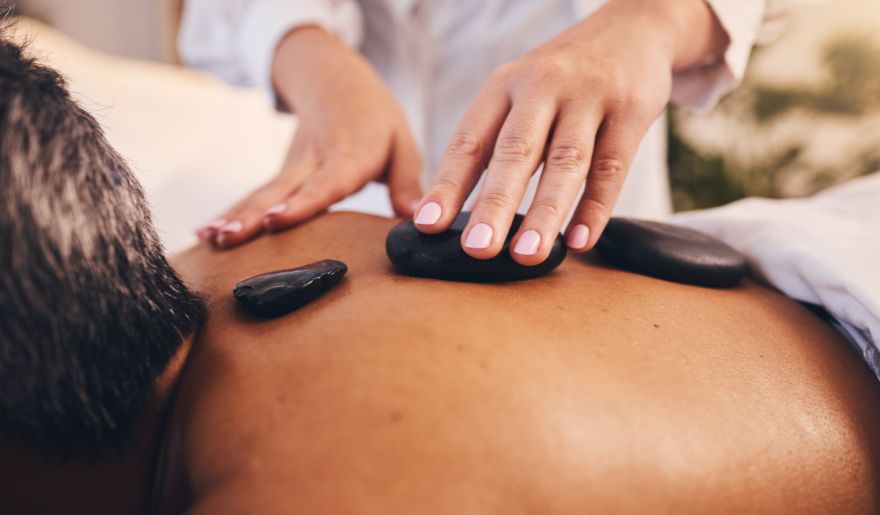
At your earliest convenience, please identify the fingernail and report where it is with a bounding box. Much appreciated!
[414,201,442,225]
[195,227,213,240]
[568,224,590,249]
[197,218,227,238]
[219,220,243,234]
[513,230,541,256]
[464,223,493,249]
[215,220,243,248]
[264,203,287,216]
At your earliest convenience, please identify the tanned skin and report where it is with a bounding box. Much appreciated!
[2,213,879,514]
[0,338,192,515]
[159,212,880,514]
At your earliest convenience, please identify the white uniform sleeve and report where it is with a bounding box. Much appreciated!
[178,0,363,98]
[671,0,791,111]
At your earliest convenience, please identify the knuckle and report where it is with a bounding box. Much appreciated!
[576,68,617,95]
[295,184,321,204]
[487,63,515,85]
[431,175,463,196]
[530,198,565,220]
[627,98,652,119]
[316,181,348,202]
[479,190,515,211]
[528,58,569,82]
[599,68,627,92]
[590,157,627,183]
[546,145,587,173]
[614,88,663,119]
[611,90,638,113]
[580,197,613,220]
[493,133,535,162]
[446,132,483,159]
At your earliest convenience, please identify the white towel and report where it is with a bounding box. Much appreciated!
[673,172,880,378]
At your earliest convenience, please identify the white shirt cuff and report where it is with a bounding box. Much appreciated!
[670,0,768,111]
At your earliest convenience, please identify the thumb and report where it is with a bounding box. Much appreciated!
[387,132,424,218]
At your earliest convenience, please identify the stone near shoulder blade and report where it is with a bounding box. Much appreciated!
[233,259,348,318]
[595,218,748,288]
[386,212,567,282]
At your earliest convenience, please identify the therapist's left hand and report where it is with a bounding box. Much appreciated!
[412,0,728,266]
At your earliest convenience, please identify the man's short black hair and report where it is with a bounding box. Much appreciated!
[0,30,203,449]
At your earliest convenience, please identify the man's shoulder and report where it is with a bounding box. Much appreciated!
[167,212,880,514]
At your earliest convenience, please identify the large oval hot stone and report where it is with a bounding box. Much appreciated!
[386,212,566,282]
[595,218,748,288]
[233,259,348,318]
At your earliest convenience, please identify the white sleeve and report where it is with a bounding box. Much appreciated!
[178,0,363,98]
[670,0,792,111]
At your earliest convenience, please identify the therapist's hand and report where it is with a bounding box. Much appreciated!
[413,0,728,265]
[199,26,422,249]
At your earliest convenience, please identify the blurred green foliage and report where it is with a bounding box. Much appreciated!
[669,33,880,211]
[755,34,880,120]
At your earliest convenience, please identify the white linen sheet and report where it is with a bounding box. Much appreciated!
[674,173,880,378]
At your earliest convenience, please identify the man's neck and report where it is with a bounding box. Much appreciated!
[0,336,194,515]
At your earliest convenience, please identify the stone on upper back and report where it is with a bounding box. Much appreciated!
[595,218,748,288]
[233,259,348,318]
[386,212,567,283]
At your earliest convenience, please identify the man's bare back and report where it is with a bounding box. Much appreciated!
[163,212,880,514]
[2,38,875,514]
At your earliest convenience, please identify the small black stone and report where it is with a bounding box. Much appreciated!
[233,259,348,318]
[595,218,748,288]
[386,212,567,283]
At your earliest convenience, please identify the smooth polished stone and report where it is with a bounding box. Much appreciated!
[386,212,567,283]
[595,218,748,288]
[233,259,348,318]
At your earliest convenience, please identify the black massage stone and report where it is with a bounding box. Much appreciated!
[233,259,348,318]
[386,212,567,283]
[595,218,748,288]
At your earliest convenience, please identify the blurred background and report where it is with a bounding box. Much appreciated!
[18,0,180,61]
[10,0,880,248]
[670,0,880,210]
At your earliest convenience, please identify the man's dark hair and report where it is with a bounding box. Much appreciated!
[0,31,203,449]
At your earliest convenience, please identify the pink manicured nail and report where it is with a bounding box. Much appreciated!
[514,230,541,256]
[464,223,493,249]
[568,224,590,249]
[264,203,287,216]
[219,220,243,234]
[414,202,442,225]
[197,218,227,238]
[215,220,243,248]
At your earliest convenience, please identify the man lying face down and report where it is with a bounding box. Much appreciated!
[0,28,203,448]
[2,35,880,515]
[0,33,202,513]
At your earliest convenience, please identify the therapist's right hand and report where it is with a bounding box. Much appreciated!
[198,26,423,249]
